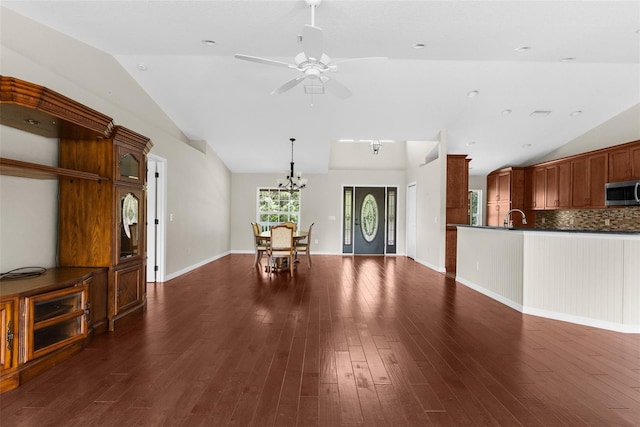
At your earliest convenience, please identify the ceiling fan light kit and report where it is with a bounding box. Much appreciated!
[234,0,384,99]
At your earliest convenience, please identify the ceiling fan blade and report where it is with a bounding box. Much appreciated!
[302,25,324,62]
[323,77,352,99]
[234,54,295,69]
[271,75,306,95]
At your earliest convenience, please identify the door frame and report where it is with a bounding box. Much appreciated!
[146,154,167,283]
[406,182,417,259]
[342,185,396,255]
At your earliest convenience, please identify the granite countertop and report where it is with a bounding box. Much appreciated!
[452,224,640,235]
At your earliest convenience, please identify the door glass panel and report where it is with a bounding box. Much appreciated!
[360,193,379,242]
[344,188,353,246]
[119,153,139,180]
[120,193,139,258]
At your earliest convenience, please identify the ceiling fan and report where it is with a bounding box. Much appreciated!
[234,0,383,99]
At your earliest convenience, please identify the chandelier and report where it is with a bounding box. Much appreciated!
[277,138,307,191]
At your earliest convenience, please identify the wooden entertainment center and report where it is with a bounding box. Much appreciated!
[0,76,152,392]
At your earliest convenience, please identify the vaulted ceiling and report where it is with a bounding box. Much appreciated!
[3,0,639,176]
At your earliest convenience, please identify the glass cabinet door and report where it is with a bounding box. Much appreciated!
[24,286,88,362]
[116,146,144,184]
[118,189,143,260]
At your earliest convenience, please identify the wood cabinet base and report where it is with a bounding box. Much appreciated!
[1,337,85,394]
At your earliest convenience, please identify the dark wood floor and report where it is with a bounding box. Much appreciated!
[2,255,639,426]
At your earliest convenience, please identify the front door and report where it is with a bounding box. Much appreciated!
[354,187,385,254]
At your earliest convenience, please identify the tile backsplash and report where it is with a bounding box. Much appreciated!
[535,207,640,231]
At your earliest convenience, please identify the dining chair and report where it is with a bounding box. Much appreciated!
[282,221,297,232]
[267,225,294,277]
[251,222,268,268]
[294,222,314,268]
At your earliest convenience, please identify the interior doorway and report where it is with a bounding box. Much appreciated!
[146,155,167,282]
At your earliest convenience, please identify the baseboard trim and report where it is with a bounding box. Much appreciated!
[456,276,640,334]
[165,251,231,282]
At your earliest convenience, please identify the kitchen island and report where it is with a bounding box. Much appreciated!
[454,225,640,333]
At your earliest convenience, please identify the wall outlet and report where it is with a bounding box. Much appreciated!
[569,218,574,225]
[170,213,174,222]
[604,218,610,226]
[328,215,336,221]
[476,261,480,271]
[541,217,546,224]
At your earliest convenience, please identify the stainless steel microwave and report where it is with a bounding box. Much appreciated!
[605,180,640,206]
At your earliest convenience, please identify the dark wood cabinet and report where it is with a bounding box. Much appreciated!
[608,141,640,182]
[0,76,151,391]
[544,161,571,209]
[0,268,105,393]
[571,153,607,208]
[533,167,546,210]
[446,155,470,274]
[0,298,18,391]
[23,285,88,363]
[486,167,525,226]
[57,124,151,332]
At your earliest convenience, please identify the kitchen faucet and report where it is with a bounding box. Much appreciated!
[503,209,527,228]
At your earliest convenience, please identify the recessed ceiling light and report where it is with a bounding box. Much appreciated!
[514,46,532,52]
[137,64,147,71]
[412,43,426,49]
[202,40,217,46]
[530,110,551,117]
[570,110,583,116]
[466,141,476,146]
[502,109,512,115]
[467,90,479,98]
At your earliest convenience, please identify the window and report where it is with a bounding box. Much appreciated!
[257,188,300,231]
[386,187,397,253]
[343,187,353,253]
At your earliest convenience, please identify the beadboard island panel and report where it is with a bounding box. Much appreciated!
[455,225,640,333]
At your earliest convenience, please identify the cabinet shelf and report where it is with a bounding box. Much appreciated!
[0,157,108,181]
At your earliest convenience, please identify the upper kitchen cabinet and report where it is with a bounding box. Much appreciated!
[524,166,546,210]
[544,161,571,209]
[608,140,640,182]
[571,153,607,209]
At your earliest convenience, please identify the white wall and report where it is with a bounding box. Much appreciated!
[0,127,59,271]
[534,103,640,163]
[405,135,447,272]
[230,170,407,255]
[1,9,232,279]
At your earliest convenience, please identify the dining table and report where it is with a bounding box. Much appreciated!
[258,229,309,273]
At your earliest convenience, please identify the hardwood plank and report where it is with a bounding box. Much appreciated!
[335,350,363,425]
[352,361,388,426]
[318,383,341,426]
